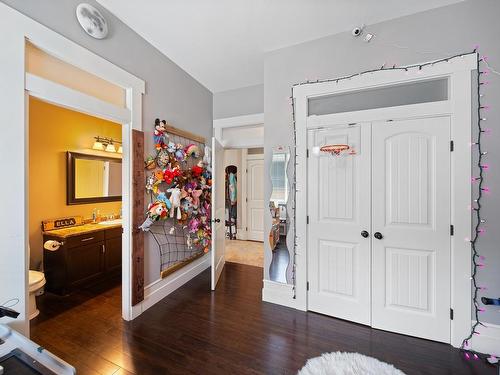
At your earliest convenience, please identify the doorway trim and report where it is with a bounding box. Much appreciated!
[0,3,145,335]
[215,114,265,240]
[292,55,476,349]
[213,113,264,149]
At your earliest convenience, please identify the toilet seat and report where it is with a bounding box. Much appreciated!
[29,270,46,292]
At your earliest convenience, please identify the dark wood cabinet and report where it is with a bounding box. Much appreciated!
[67,242,104,287]
[104,228,122,274]
[43,226,122,295]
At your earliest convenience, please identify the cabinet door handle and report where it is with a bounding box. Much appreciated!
[81,237,94,242]
[101,244,106,253]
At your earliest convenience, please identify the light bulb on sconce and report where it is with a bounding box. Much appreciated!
[105,142,116,153]
[92,137,105,151]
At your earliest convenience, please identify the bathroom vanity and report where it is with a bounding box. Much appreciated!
[43,222,122,295]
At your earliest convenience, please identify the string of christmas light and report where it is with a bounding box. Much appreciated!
[459,48,497,366]
[291,51,477,87]
[289,50,497,365]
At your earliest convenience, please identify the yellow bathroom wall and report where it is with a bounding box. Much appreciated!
[29,97,122,269]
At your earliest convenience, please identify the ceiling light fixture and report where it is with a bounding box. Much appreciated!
[76,3,108,40]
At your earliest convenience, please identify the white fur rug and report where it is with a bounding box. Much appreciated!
[298,352,406,375]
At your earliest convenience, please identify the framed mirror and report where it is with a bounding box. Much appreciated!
[67,151,122,205]
[269,146,290,283]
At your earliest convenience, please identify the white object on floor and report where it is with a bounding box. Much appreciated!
[298,352,405,375]
[0,324,75,374]
[28,270,46,320]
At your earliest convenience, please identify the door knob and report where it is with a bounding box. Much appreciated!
[361,230,369,238]
[213,218,221,223]
[374,232,383,240]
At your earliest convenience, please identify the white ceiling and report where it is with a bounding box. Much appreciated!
[97,0,463,93]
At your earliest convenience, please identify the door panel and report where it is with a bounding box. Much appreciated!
[371,117,451,343]
[307,124,371,325]
[67,242,103,287]
[247,157,264,241]
[211,137,225,290]
[386,132,431,227]
[105,237,122,274]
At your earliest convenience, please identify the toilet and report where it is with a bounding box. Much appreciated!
[28,270,46,320]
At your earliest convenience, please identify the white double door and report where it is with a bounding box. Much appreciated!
[307,117,451,343]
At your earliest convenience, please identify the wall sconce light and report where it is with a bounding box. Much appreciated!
[92,136,122,153]
[105,142,116,153]
[92,137,105,151]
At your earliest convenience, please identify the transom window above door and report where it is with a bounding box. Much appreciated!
[308,78,449,116]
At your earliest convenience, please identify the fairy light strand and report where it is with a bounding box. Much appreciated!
[459,50,494,365]
[289,50,497,365]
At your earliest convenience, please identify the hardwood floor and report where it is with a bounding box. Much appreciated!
[31,263,495,375]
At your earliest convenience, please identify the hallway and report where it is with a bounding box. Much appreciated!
[31,263,493,374]
[225,239,264,267]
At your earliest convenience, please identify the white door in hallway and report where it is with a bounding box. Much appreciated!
[246,155,264,241]
[211,137,226,290]
[371,117,451,343]
[307,124,372,325]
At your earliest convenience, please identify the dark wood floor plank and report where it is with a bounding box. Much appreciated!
[31,262,494,375]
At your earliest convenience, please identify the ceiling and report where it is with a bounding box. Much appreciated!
[97,0,463,93]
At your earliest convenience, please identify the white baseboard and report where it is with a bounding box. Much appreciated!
[131,254,210,319]
[469,321,500,356]
[262,279,297,309]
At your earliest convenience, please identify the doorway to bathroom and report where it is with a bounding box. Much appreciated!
[27,96,125,332]
[16,35,144,340]
[1,4,145,340]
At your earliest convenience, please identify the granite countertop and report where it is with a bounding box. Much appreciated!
[43,221,122,239]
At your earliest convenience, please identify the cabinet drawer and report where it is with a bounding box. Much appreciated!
[66,231,104,248]
[105,227,122,240]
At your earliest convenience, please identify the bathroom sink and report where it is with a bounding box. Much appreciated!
[97,219,122,225]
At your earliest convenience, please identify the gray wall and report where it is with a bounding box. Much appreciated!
[213,84,263,119]
[2,0,213,286]
[264,0,500,324]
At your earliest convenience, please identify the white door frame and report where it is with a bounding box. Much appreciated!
[215,114,264,239]
[290,55,476,349]
[0,3,145,335]
[213,113,264,149]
